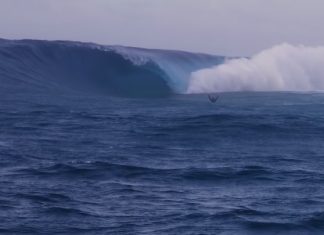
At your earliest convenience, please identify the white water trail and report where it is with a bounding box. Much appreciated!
[187,44,324,93]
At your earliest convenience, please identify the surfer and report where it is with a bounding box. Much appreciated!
[208,94,219,103]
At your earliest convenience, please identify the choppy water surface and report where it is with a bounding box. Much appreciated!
[1,92,324,234]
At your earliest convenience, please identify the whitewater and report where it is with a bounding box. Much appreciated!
[188,43,324,93]
[1,39,324,235]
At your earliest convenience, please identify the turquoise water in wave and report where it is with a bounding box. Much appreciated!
[1,92,324,235]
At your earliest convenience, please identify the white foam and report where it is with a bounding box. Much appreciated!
[187,43,324,93]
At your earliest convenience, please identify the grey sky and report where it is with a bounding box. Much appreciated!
[0,0,323,56]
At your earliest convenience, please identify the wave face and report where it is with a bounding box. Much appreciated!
[0,39,224,97]
[188,43,324,93]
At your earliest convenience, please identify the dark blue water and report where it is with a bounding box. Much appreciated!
[1,92,324,234]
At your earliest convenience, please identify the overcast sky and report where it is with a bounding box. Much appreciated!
[0,0,323,56]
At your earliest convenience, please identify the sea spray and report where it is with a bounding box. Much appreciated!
[187,43,324,93]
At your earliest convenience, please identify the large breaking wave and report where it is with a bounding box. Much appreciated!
[188,43,324,93]
[3,40,323,97]
[0,39,224,97]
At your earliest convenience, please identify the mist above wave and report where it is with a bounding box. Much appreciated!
[187,43,324,93]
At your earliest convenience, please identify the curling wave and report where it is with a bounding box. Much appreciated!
[0,39,224,97]
[188,43,324,93]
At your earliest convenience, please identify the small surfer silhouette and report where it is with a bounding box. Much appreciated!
[208,94,219,103]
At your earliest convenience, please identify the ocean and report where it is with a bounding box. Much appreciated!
[1,39,324,235]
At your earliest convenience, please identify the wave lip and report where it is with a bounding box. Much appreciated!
[187,43,324,94]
